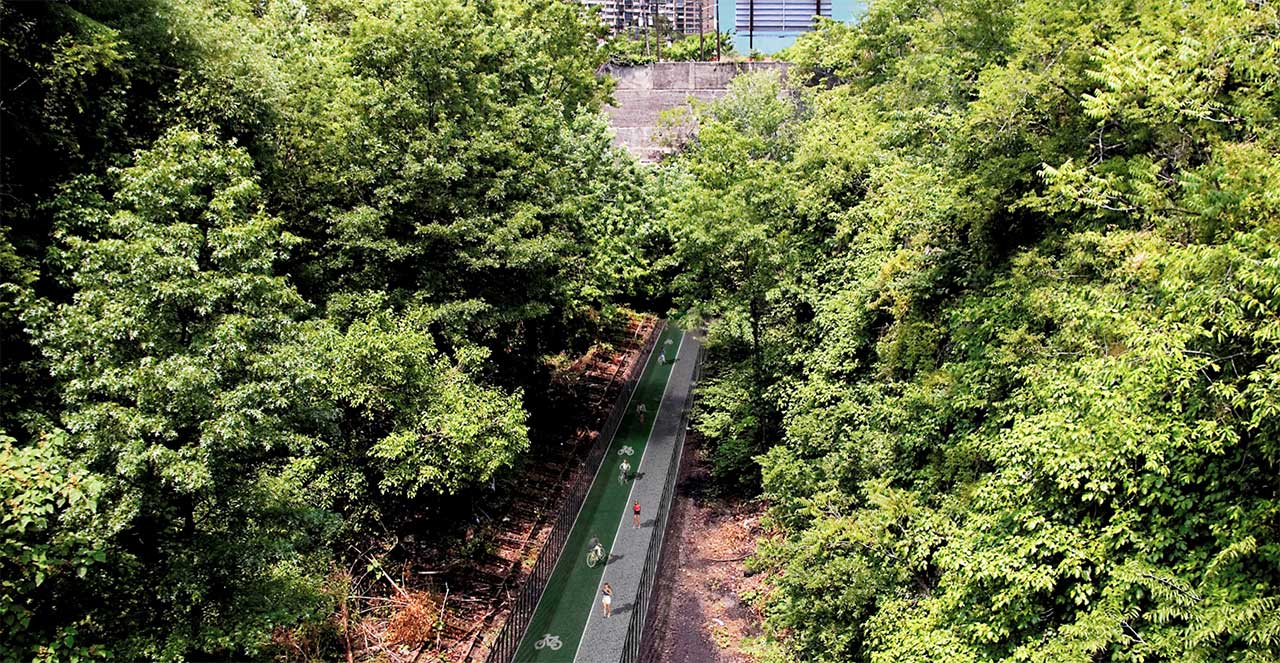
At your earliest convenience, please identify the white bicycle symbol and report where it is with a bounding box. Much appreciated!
[617,446,635,456]
[534,634,562,651]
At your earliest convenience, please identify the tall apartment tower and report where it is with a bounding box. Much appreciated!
[584,0,713,36]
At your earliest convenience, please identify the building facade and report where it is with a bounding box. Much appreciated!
[584,0,713,36]
[734,0,831,34]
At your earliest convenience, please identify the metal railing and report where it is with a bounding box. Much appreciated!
[484,320,666,663]
[619,335,705,663]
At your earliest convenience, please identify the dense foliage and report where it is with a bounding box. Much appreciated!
[0,0,649,659]
[607,29,736,65]
[657,1,1280,661]
[5,0,1279,660]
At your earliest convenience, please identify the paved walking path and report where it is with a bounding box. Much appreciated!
[573,330,700,663]
[514,325,694,662]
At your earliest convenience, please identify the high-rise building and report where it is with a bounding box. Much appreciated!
[582,0,637,33]
[584,0,713,37]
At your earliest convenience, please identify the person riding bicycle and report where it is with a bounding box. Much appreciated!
[619,458,631,484]
[587,535,604,566]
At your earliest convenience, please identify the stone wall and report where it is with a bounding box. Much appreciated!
[602,61,790,163]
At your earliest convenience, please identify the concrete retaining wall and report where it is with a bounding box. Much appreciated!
[602,62,790,162]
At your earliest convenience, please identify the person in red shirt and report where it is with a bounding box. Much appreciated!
[632,500,641,528]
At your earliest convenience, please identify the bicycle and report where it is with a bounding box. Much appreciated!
[587,544,605,568]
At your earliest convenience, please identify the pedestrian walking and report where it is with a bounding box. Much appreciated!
[632,500,641,528]
[619,458,631,484]
[636,401,647,424]
[601,583,613,618]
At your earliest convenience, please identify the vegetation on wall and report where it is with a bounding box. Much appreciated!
[607,26,737,65]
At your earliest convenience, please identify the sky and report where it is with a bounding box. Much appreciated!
[717,0,865,54]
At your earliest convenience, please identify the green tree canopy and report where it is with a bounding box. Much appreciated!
[658,0,1280,661]
[0,0,649,658]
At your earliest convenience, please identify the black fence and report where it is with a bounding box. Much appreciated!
[484,320,665,663]
[619,335,705,663]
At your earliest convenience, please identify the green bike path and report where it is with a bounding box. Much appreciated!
[514,324,684,662]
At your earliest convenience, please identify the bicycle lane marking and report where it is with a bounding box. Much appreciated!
[533,634,563,651]
[575,331,686,659]
[514,327,664,660]
[513,325,682,662]
[514,326,679,661]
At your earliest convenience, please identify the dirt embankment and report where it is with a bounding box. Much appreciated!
[646,434,767,663]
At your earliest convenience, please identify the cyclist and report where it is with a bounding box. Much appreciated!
[587,535,604,567]
[619,458,631,484]
[636,401,647,424]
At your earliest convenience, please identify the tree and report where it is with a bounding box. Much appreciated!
[1,0,655,657]
[660,71,805,486]
[33,128,332,659]
[658,0,1280,660]
[0,431,107,662]
[290,311,529,523]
